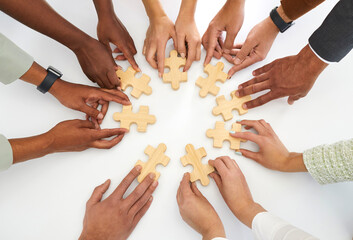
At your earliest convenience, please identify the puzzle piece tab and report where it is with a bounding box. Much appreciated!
[196,62,228,97]
[212,90,252,121]
[113,105,156,132]
[206,122,246,150]
[116,67,152,99]
[180,144,214,186]
[163,50,187,90]
[135,143,170,182]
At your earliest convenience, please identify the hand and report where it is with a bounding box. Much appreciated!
[177,173,226,240]
[97,14,140,71]
[231,120,307,172]
[74,38,121,89]
[175,8,201,71]
[202,0,245,65]
[79,166,158,240]
[209,156,265,228]
[143,15,177,78]
[226,17,279,78]
[50,79,130,126]
[47,120,128,152]
[236,44,328,109]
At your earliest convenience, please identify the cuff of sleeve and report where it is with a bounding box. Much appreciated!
[0,33,34,85]
[0,134,13,171]
[211,238,228,240]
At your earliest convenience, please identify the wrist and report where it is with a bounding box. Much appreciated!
[202,224,226,240]
[48,78,66,98]
[298,45,328,73]
[277,5,292,23]
[93,0,115,21]
[143,0,167,21]
[231,201,265,228]
[286,152,307,172]
[265,16,280,34]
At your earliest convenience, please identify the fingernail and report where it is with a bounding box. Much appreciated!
[243,103,248,109]
[181,53,185,59]
[234,58,241,65]
[149,172,156,179]
[227,74,232,79]
[135,165,142,171]
[229,131,235,134]
[252,71,256,76]
[238,85,243,90]
[152,181,158,187]
[235,151,243,156]
[97,113,104,120]
[137,67,141,72]
[158,72,162,78]
[235,91,240,97]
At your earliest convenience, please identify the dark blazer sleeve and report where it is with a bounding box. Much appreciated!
[309,0,353,62]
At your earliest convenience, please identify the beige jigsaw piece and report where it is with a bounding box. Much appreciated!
[212,90,252,121]
[180,144,214,186]
[113,105,156,132]
[135,143,170,182]
[196,62,228,97]
[163,50,187,90]
[206,122,246,150]
[116,66,152,99]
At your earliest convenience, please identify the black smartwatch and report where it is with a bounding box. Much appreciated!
[37,66,63,94]
[270,7,294,33]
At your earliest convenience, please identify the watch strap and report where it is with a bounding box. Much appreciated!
[37,66,62,94]
[270,7,293,33]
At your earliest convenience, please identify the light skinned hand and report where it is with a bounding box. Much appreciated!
[74,38,121,89]
[143,15,177,78]
[97,13,140,72]
[209,156,265,228]
[175,11,201,71]
[202,0,245,66]
[235,44,328,109]
[225,17,279,78]
[79,166,158,240]
[47,119,128,151]
[230,119,307,172]
[50,79,130,126]
[177,173,226,240]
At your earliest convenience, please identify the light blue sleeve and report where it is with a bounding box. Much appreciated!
[0,134,13,171]
[0,33,34,85]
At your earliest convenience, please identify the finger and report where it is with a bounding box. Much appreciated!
[112,166,142,199]
[125,172,155,205]
[218,156,236,169]
[196,41,201,61]
[146,44,158,69]
[132,195,153,227]
[177,34,186,59]
[98,100,109,125]
[190,182,203,198]
[223,31,237,53]
[100,90,131,105]
[107,69,121,88]
[115,55,127,61]
[180,173,193,196]
[91,128,128,140]
[78,120,96,129]
[101,41,112,53]
[210,158,228,177]
[184,41,197,71]
[288,95,301,105]
[142,39,147,55]
[214,43,223,59]
[129,180,158,216]
[79,102,102,121]
[228,56,262,79]
[236,119,267,135]
[204,34,218,66]
[120,47,141,72]
[157,41,167,78]
[171,29,178,50]
[230,131,262,145]
[233,40,255,65]
[236,80,270,97]
[91,134,125,149]
[237,73,269,91]
[253,61,275,76]
[223,53,234,64]
[239,149,262,163]
[209,171,222,188]
[86,179,111,206]
[243,91,276,109]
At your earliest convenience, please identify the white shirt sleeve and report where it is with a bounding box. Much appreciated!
[252,212,318,240]
[0,134,13,171]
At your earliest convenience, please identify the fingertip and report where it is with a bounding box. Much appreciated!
[135,165,142,172]
[243,103,248,110]
[97,113,104,120]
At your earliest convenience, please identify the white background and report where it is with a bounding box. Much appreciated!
[0,0,353,239]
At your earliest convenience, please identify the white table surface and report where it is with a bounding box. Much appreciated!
[1,0,353,239]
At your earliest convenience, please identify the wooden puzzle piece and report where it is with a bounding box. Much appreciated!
[116,67,152,99]
[135,143,170,182]
[206,122,246,150]
[212,90,252,121]
[180,144,214,186]
[163,50,187,90]
[113,105,156,132]
[196,62,228,97]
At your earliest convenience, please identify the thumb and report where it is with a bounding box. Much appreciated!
[234,40,255,65]
[81,104,103,120]
[223,31,237,53]
[87,179,111,206]
[287,95,301,105]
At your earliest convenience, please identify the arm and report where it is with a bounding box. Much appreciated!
[281,0,325,21]
[142,0,176,78]
[93,0,139,71]
[175,0,201,71]
[202,0,245,65]
[309,0,353,63]
[208,156,318,239]
[0,0,120,89]
[8,120,127,164]
[177,173,226,240]
[79,166,158,240]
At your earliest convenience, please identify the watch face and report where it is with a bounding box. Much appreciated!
[48,66,63,77]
